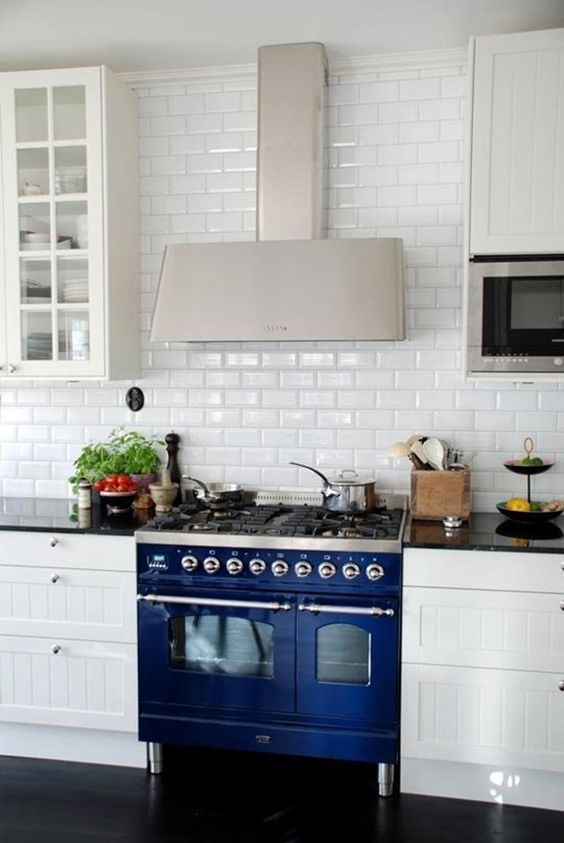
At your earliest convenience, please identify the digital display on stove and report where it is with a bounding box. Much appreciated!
[148,553,168,570]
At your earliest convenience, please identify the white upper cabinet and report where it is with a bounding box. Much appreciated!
[469,28,564,256]
[0,66,139,379]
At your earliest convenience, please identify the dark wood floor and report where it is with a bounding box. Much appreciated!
[0,748,562,842]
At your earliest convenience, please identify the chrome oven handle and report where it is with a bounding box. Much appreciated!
[137,593,292,612]
[298,602,395,617]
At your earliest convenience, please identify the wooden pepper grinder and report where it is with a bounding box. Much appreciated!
[165,432,182,505]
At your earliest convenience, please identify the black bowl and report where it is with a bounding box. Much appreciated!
[496,502,563,523]
[503,460,554,476]
[99,490,138,514]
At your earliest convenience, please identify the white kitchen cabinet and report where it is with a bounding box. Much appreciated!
[401,547,564,810]
[469,28,564,255]
[0,531,144,767]
[0,66,139,380]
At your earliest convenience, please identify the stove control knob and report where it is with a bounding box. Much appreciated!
[203,556,220,574]
[295,561,312,578]
[249,558,266,575]
[226,558,243,575]
[343,563,360,580]
[366,563,385,581]
[181,554,198,573]
[272,560,289,577]
[319,562,336,579]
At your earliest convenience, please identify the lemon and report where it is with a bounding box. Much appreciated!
[505,497,531,512]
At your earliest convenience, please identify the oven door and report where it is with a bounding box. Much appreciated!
[296,595,399,725]
[138,588,295,713]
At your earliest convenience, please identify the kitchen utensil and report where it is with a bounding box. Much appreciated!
[288,461,378,512]
[149,483,179,513]
[184,477,243,506]
[422,438,446,471]
[409,439,430,469]
[387,440,426,471]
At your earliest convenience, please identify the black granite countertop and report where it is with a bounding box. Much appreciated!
[0,497,149,536]
[0,497,563,552]
[404,511,564,553]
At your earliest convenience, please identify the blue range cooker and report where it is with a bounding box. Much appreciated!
[135,492,406,797]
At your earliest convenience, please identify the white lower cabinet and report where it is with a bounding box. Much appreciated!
[401,548,564,810]
[0,531,144,767]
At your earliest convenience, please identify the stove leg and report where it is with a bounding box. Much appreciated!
[377,762,394,797]
[147,742,163,775]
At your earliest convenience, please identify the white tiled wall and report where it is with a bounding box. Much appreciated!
[1,52,564,511]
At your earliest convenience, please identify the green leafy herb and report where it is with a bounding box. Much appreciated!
[69,427,164,492]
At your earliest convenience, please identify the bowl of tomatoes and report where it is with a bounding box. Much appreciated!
[95,474,140,514]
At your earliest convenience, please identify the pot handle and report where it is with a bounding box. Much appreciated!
[288,462,340,498]
[183,476,209,494]
[338,469,359,480]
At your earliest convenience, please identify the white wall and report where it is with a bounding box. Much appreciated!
[1,49,563,512]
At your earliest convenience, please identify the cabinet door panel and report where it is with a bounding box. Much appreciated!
[402,663,564,773]
[0,566,136,642]
[403,587,564,673]
[0,635,137,731]
[470,28,564,254]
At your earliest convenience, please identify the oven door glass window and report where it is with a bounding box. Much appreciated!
[316,623,370,685]
[170,615,274,678]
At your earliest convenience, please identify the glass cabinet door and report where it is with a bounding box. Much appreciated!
[0,68,104,376]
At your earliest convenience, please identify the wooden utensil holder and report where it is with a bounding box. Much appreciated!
[410,468,471,521]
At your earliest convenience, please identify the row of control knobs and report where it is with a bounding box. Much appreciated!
[180,554,384,581]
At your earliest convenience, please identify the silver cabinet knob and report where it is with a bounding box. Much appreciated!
[366,563,385,581]
[561,600,564,612]
[343,563,360,580]
[559,681,564,692]
[295,562,312,578]
[49,537,58,547]
[8,364,16,374]
[50,573,60,584]
[272,560,289,577]
[52,644,61,655]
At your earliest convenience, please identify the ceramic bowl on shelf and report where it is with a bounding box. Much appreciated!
[99,489,138,514]
[496,502,564,523]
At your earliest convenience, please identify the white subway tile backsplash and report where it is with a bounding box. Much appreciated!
[5,57,563,506]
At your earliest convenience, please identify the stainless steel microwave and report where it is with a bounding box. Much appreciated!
[466,256,564,376]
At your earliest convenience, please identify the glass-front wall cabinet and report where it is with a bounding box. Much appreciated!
[0,68,104,376]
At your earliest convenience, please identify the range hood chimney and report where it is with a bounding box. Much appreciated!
[150,43,405,343]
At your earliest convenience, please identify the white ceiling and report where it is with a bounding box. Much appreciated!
[1,0,563,73]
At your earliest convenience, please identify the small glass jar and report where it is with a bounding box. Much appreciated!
[77,478,92,509]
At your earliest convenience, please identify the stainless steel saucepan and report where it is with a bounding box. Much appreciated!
[288,462,379,512]
[183,476,243,506]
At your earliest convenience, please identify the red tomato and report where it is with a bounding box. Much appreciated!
[94,479,105,491]
[105,474,119,484]
[104,483,117,492]
[116,474,130,484]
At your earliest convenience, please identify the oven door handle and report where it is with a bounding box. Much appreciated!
[137,593,292,612]
[298,602,395,617]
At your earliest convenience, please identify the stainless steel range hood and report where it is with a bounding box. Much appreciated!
[150,43,405,343]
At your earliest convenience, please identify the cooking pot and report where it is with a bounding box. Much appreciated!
[184,476,243,506]
[288,462,379,512]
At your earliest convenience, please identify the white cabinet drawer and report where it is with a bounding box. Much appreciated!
[0,531,135,572]
[403,587,564,673]
[0,566,136,642]
[402,663,564,773]
[0,635,137,731]
[404,548,564,593]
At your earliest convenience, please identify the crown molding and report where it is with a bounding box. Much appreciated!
[118,46,468,88]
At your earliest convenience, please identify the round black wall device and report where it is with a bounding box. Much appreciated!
[126,386,145,412]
